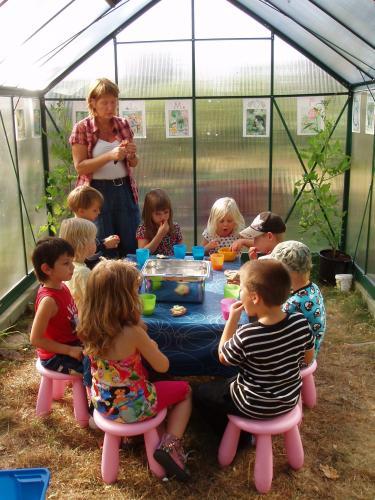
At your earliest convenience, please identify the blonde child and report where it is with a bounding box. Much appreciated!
[270,240,326,358]
[59,218,97,311]
[136,188,183,256]
[30,237,83,375]
[202,197,245,255]
[77,259,192,481]
[194,260,314,437]
[67,185,120,260]
[231,211,286,258]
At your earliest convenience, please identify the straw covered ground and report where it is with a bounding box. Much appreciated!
[0,286,374,499]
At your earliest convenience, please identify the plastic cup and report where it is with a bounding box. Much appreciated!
[140,293,156,315]
[150,276,162,291]
[211,252,224,270]
[224,283,240,299]
[192,245,205,260]
[173,243,186,259]
[136,248,150,268]
[220,298,236,320]
[335,273,353,292]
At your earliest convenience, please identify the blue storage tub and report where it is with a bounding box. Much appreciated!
[0,468,50,500]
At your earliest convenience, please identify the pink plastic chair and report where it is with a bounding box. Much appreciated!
[218,405,304,494]
[93,408,168,483]
[300,359,317,408]
[35,359,89,427]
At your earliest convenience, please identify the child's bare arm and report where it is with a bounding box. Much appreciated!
[138,221,169,254]
[218,301,244,365]
[202,238,218,253]
[304,347,315,366]
[231,238,252,252]
[135,327,169,373]
[30,297,83,360]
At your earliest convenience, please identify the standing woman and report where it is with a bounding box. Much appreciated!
[69,78,140,257]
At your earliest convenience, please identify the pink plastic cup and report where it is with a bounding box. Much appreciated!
[220,298,236,320]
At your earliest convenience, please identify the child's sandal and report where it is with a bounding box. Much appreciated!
[153,433,190,482]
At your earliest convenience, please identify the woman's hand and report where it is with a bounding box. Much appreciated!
[111,145,127,162]
[157,220,169,237]
[119,140,137,159]
[104,235,120,249]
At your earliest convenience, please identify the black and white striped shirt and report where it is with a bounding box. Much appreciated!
[221,312,314,419]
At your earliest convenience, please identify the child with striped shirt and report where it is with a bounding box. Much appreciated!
[194,259,314,436]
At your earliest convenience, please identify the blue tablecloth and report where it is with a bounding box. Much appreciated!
[128,255,245,376]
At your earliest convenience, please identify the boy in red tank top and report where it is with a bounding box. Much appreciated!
[30,237,84,375]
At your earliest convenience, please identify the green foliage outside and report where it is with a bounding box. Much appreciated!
[294,100,351,256]
[36,102,76,235]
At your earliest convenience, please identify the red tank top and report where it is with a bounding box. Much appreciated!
[35,284,79,360]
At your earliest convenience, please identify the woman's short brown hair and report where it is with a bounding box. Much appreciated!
[240,259,291,307]
[87,78,119,116]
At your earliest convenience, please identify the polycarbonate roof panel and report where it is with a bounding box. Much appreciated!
[0,0,156,91]
[233,0,375,85]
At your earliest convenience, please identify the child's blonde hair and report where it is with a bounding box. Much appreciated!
[67,185,104,213]
[77,260,142,357]
[206,197,245,237]
[59,218,97,261]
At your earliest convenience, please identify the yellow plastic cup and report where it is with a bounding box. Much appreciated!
[211,252,224,270]
[224,284,240,299]
[140,293,156,315]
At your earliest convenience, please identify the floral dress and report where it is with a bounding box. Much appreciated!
[136,222,183,256]
[90,351,158,423]
[202,229,241,255]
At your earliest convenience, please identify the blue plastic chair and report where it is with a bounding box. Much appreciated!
[0,468,50,499]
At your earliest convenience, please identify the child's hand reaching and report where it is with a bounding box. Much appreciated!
[157,220,170,237]
[68,345,83,361]
[231,240,242,252]
[104,235,120,249]
[249,247,258,260]
[206,240,219,251]
[228,300,244,322]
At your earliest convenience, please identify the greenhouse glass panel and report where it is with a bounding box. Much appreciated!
[196,98,269,237]
[132,100,194,246]
[195,40,271,96]
[194,0,270,39]
[346,92,374,271]
[117,0,192,42]
[46,42,115,99]
[274,38,347,96]
[272,95,348,252]
[368,180,375,282]
[15,98,46,270]
[117,42,192,98]
[0,97,27,297]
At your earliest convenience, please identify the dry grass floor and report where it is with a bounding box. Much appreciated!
[0,286,374,499]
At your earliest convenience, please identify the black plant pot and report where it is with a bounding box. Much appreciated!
[318,249,352,285]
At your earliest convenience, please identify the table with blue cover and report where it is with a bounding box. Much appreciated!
[131,256,246,377]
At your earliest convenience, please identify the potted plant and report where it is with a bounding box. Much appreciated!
[36,102,76,235]
[293,99,352,284]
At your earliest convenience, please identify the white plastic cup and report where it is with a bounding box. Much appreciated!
[335,273,353,292]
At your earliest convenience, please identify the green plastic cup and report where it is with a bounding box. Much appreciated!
[224,284,240,299]
[140,293,156,315]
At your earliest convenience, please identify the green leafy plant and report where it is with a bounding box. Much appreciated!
[36,102,76,235]
[294,100,351,256]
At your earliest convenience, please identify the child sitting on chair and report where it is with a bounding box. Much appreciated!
[59,217,97,312]
[30,237,83,376]
[194,259,314,438]
[231,211,285,259]
[270,240,326,358]
[202,197,245,255]
[77,259,192,481]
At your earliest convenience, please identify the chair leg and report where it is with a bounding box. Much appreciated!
[101,433,121,484]
[284,426,304,470]
[253,434,273,494]
[52,379,66,400]
[144,428,166,478]
[301,374,317,408]
[218,421,241,467]
[36,376,53,417]
[71,380,89,428]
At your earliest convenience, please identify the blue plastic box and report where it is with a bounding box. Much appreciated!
[0,468,50,500]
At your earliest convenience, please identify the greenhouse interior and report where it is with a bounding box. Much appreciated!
[0,0,374,317]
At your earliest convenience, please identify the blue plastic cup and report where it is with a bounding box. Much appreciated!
[192,245,205,260]
[173,243,186,259]
[136,248,150,268]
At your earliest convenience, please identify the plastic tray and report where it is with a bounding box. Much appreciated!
[0,468,50,500]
